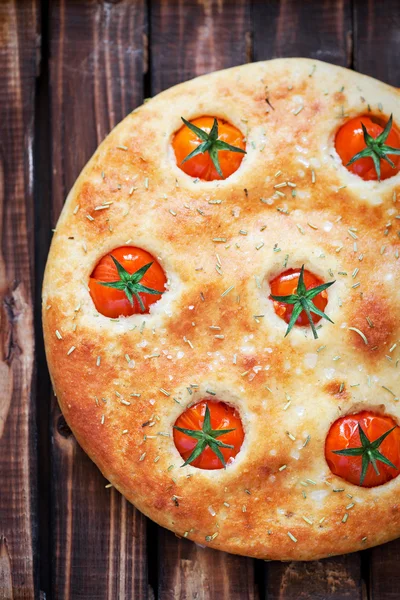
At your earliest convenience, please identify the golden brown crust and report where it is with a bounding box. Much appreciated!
[43,59,400,561]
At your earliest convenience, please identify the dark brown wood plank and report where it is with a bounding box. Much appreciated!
[252,0,352,67]
[0,1,39,599]
[48,2,148,598]
[354,0,400,86]
[150,1,257,598]
[354,2,400,598]
[151,0,252,94]
[266,558,365,600]
[34,0,52,594]
[252,1,365,599]
[368,540,400,600]
[159,531,256,599]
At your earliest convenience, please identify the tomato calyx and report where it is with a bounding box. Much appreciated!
[173,404,236,467]
[270,265,335,339]
[99,255,164,313]
[333,422,398,485]
[180,117,246,178]
[347,114,400,181]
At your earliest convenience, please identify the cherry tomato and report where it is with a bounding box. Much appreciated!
[325,411,400,487]
[89,246,166,318]
[173,400,244,470]
[172,116,245,180]
[270,268,328,327]
[335,115,400,181]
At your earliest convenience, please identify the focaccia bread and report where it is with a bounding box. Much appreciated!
[43,58,400,561]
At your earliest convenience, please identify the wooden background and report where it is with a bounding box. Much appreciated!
[1,0,399,598]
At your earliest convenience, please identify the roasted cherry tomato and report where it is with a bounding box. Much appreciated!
[89,246,166,318]
[270,268,329,327]
[325,411,400,487]
[172,116,246,181]
[173,400,244,470]
[335,115,400,181]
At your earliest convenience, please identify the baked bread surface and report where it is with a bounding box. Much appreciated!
[43,58,400,560]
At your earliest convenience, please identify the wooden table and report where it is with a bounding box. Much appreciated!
[1,1,399,598]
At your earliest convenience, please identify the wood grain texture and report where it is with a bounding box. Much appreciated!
[368,539,400,600]
[48,1,148,598]
[252,0,352,67]
[252,1,366,598]
[0,1,39,599]
[353,2,400,597]
[150,0,252,94]
[158,530,256,600]
[353,0,400,86]
[266,558,365,600]
[150,1,258,598]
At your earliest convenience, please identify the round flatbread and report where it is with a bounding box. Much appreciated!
[43,58,400,560]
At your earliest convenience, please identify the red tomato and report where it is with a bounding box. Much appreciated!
[173,400,244,470]
[89,246,166,318]
[335,115,400,181]
[173,116,245,180]
[270,269,328,327]
[325,411,400,487]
